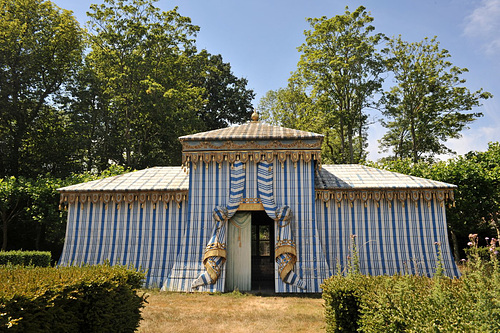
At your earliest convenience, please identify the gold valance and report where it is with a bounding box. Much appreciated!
[59,190,189,208]
[316,189,455,206]
[181,150,321,168]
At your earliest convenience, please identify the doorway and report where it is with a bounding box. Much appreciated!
[251,210,275,291]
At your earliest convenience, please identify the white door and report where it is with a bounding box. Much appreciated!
[226,212,251,291]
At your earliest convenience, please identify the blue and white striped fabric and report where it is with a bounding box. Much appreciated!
[58,199,187,288]
[272,160,331,292]
[191,161,246,289]
[257,162,306,290]
[228,161,246,215]
[315,198,460,277]
[164,161,230,292]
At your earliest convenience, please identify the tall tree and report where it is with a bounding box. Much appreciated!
[0,0,83,177]
[193,51,254,131]
[78,0,254,170]
[84,0,203,169]
[290,6,386,163]
[380,36,492,162]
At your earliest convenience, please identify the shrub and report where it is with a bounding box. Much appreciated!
[0,264,146,332]
[0,250,51,267]
[322,234,500,332]
[322,274,364,332]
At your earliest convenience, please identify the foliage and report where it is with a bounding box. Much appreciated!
[0,0,84,177]
[0,264,146,332]
[260,6,386,164]
[0,250,51,267]
[193,51,255,131]
[0,0,253,177]
[67,0,254,171]
[321,235,365,333]
[0,166,128,260]
[0,177,28,251]
[259,8,492,165]
[380,36,492,162]
[322,274,364,333]
[322,236,500,332]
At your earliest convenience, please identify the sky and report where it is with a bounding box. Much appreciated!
[52,0,500,160]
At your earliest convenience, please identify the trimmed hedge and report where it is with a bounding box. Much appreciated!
[0,264,146,332]
[0,250,51,267]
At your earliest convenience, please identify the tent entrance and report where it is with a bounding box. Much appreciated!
[225,210,275,292]
[251,210,275,291]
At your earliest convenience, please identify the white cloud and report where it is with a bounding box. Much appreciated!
[464,0,500,55]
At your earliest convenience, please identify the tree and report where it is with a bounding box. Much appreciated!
[0,177,27,250]
[380,36,492,162]
[258,84,345,164]
[77,0,254,170]
[288,6,386,163]
[193,51,254,131]
[466,142,500,237]
[0,0,83,177]
[83,0,203,169]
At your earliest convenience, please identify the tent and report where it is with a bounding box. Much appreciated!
[58,113,459,293]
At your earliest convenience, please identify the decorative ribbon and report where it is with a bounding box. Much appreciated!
[257,162,306,290]
[192,161,245,289]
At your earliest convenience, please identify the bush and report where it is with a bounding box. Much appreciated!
[0,250,51,267]
[0,264,146,332]
[322,274,363,332]
[322,235,500,332]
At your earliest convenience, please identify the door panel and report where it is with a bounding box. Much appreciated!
[226,212,251,291]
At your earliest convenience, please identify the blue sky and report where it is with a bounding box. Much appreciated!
[53,0,500,160]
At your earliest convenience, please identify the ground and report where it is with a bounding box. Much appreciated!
[138,290,325,333]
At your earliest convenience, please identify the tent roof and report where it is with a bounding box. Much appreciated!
[59,164,454,192]
[316,164,456,190]
[179,120,323,142]
[58,167,189,192]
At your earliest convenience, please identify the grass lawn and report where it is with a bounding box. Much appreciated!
[138,290,325,333]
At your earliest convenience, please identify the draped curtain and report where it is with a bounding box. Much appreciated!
[257,161,306,290]
[192,161,245,289]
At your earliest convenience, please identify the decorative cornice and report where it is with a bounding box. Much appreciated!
[315,188,455,207]
[180,138,322,152]
[182,150,321,168]
[59,190,189,210]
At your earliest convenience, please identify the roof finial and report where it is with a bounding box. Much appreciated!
[251,109,259,122]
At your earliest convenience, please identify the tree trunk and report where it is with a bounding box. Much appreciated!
[410,116,418,163]
[339,118,346,163]
[1,215,8,251]
[348,132,354,164]
[450,229,461,263]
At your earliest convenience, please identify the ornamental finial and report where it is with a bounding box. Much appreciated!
[251,109,259,122]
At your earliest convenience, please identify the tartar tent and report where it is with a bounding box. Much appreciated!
[58,112,459,292]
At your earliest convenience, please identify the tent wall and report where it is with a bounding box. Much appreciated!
[58,199,187,288]
[164,158,330,293]
[315,196,460,277]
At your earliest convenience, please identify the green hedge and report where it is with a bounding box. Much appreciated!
[322,272,500,332]
[0,250,51,267]
[0,264,146,332]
